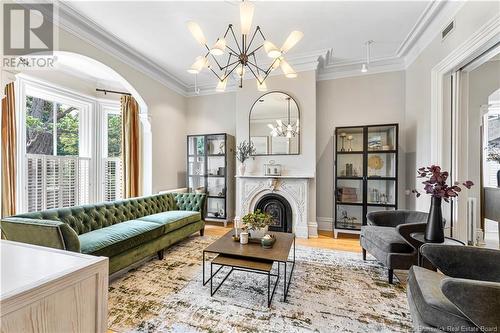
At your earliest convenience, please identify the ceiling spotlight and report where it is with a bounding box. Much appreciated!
[361,40,373,73]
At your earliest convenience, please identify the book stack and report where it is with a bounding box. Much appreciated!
[339,187,358,202]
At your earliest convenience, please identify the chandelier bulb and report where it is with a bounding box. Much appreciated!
[187,21,207,46]
[210,38,226,56]
[215,78,228,92]
[264,41,281,58]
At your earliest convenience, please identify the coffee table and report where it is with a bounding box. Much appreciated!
[202,230,295,307]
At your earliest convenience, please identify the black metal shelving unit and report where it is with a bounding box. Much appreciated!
[333,124,399,238]
[187,133,235,226]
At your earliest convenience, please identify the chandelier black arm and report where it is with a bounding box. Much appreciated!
[208,66,224,82]
[249,57,280,83]
[203,44,225,71]
[247,44,264,57]
[246,60,270,74]
[221,62,241,81]
[245,62,262,83]
[228,25,242,54]
[223,53,232,75]
[226,45,240,56]
[252,53,260,76]
[223,25,232,38]
[245,26,262,54]
[221,59,241,71]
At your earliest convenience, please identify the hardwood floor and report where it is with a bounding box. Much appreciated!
[204,222,362,253]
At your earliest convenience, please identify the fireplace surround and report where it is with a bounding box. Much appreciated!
[236,175,317,238]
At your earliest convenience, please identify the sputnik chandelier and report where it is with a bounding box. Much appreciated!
[186,1,303,92]
[268,97,299,138]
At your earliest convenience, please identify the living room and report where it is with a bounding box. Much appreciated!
[1,1,499,332]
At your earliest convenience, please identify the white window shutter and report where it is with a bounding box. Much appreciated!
[104,157,123,202]
[26,154,90,212]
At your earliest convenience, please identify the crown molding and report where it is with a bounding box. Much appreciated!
[396,1,446,57]
[48,1,190,96]
[402,1,467,68]
[317,54,405,81]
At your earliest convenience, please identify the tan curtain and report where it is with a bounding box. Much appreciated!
[120,95,141,198]
[1,83,17,217]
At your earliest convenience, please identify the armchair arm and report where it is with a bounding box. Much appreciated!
[172,193,207,217]
[441,277,500,330]
[366,211,405,227]
[396,222,426,251]
[0,218,80,252]
[421,244,500,282]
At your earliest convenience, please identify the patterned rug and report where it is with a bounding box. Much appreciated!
[108,234,412,333]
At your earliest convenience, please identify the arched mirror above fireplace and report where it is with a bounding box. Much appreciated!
[249,91,300,156]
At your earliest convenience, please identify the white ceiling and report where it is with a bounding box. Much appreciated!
[66,1,432,91]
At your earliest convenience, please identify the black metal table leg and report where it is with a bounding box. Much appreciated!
[202,251,205,285]
[283,261,287,302]
[267,271,270,307]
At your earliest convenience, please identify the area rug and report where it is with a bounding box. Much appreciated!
[108,235,412,333]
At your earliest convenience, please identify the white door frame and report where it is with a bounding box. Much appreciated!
[430,14,500,241]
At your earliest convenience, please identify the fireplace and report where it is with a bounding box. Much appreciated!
[254,193,292,233]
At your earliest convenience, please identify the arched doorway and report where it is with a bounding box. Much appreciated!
[10,51,152,212]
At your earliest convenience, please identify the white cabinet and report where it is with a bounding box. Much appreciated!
[1,240,108,333]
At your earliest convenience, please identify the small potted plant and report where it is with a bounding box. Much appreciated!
[412,165,473,243]
[236,140,256,176]
[242,210,274,239]
[487,143,500,187]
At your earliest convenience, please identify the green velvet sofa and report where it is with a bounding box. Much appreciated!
[0,193,206,274]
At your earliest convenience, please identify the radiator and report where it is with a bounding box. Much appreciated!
[467,197,480,245]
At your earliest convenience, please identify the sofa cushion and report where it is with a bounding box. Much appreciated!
[361,226,412,253]
[79,220,164,257]
[408,266,475,332]
[138,211,201,233]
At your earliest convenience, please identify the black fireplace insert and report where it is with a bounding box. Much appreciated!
[254,193,292,233]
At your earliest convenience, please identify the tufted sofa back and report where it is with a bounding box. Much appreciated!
[14,193,205,235]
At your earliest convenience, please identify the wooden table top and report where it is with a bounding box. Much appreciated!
[204,230,295,262]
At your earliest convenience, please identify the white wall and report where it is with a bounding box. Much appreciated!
[186,92,236,136]
[316,71,406,229]
[404,0,499,241]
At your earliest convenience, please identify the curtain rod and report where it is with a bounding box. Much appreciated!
[96,88,131,96]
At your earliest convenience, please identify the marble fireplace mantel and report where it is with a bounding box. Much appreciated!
[235,175,317,238]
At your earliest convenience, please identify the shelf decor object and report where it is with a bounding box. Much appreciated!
[264,161,282,176]
[187,133,235,226]
[185,1,303,91]
[333,124,399,238]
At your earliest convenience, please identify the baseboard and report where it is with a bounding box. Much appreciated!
[317,217,334,231]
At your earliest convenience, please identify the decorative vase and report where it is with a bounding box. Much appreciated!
[250,226,268,239]
[425,197,444,243]
[239,162,246,176]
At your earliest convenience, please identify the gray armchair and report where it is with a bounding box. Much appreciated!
[360,210,428,283]
[407,244,500,332]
